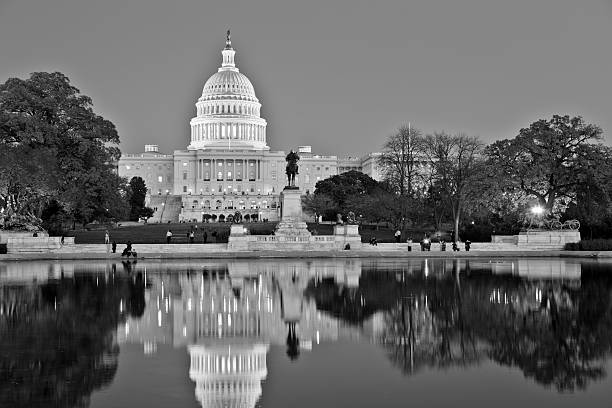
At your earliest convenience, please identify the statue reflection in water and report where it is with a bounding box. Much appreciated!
[3,257,612,407]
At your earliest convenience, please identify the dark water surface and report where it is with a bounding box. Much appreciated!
[1,258,612,408]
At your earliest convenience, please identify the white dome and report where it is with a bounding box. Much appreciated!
[188,31,268,152]
[201,70,258,103]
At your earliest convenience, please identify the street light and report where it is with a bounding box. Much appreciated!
[531,205,544,216]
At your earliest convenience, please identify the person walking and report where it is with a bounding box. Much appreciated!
[166,229,173,244]
[394,229,401,243]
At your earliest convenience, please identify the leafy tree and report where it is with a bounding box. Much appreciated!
[485,115,607,214]
[305,171,380,222]
[302,192,337,222]
[128,176,153,221]
[0,72,126,230]
[423,132,485,241]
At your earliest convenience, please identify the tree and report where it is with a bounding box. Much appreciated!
[305,171,381,221]
[377,125,427,198]
[128,176,153,221]
[485,115,607,214]
[0,72,126,230]
[423,132,485,241]
[377,125,428,229]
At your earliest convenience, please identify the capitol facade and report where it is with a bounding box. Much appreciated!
[118,32,382,222]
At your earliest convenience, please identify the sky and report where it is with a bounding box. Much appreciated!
[1,0,611,156]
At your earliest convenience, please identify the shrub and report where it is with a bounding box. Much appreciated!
[565,239,612,251]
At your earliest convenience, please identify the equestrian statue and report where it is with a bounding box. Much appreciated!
[285,150,300,188]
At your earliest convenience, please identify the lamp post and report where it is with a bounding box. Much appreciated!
[529,205,544,230]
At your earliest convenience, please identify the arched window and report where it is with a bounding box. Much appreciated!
[204,200,211,209]
[226,200,234,210]
[215,200,222,210]
[238,200,246,210]
[218,214,226,222]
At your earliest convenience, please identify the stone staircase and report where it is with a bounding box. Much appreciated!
[148,195,182,223]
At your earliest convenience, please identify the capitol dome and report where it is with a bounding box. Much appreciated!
[189,31,268,151]
[201,70,258,103]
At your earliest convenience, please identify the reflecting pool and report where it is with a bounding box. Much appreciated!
[1,258,612,407]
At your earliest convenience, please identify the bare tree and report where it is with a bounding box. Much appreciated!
[423,132,485,242]
[377,125,429,230]
[377,125,427,198]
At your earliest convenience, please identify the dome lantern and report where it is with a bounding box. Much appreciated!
[221,29,237,71]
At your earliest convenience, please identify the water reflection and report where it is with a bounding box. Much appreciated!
[1,258,611,407]
[0,261,143,408]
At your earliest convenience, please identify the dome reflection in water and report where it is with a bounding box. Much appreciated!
[1,258,611,407]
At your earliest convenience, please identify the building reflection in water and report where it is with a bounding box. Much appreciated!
[2,257,611,406]
[115,259,362,408]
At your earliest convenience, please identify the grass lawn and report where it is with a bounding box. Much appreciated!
[69,222,412,244]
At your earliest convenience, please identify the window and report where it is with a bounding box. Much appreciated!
[227,171,232,180]
[217,171,223,181]
[183,162,188,167]
[158,176,163,183]
[183,172,187,180]
[183,186,187,192]
[125,165,131,170]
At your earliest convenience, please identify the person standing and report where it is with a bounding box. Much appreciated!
[394,229,401,243]
[189,230,195,243]
[166,229,173,244]
[203,230,208,244]
[105,230,110,253]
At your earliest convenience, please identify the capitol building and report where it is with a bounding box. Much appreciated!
[118,32,382,222]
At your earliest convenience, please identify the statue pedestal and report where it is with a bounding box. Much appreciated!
[333,224,362,249]
[275,187,311,237]
[517,229,580,248]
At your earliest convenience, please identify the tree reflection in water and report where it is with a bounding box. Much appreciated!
[0,262,146,408]
[305,260,612,392]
